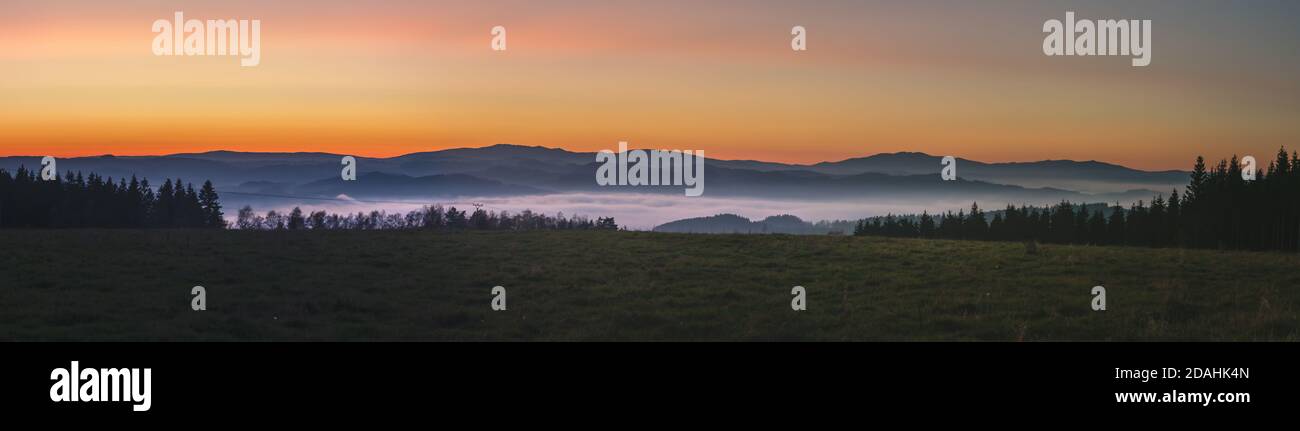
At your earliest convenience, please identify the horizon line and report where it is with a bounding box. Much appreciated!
[0,143,1209,173]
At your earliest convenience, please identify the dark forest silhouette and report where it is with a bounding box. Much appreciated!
[0,167,223,228]
[854,148,1300,253]
[0,165,617,231]
[232,204,618,231]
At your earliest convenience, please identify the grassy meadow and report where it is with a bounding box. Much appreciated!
[1,229,1296,340]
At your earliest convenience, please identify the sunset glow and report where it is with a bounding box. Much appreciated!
[3,0,1299,170]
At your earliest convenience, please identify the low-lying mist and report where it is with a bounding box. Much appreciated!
[223,192,1147,230]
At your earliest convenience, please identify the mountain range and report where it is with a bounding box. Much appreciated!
[1,145,1189,210]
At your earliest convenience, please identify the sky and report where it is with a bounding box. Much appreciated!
[2,0,1298,170]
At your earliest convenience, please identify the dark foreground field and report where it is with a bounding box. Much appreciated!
[1,230,1297,340]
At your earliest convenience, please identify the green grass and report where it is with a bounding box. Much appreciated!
[1,229,1297,341]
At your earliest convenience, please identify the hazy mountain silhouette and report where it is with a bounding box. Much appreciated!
[0,145,1182,204]
[654,214,830,234]
[804,152,1188,193]
[652,203,1120,235]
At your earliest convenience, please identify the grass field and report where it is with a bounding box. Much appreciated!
[1,229,1297,341]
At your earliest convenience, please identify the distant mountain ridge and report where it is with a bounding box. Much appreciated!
[0,144,1188,206]
[653,214,849,235]
[652,203,1121,235]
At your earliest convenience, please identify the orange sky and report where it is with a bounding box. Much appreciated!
[2,0,1298,170]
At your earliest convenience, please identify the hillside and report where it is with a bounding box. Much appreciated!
[653,214,847,234]
[2,230,1294,341]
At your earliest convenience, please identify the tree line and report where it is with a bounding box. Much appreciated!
[0,163,618,232]
[854,148,1300,252]
[0,166,224,228]
[233,204,619,231]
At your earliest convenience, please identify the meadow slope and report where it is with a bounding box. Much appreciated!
[1,230,1296,340]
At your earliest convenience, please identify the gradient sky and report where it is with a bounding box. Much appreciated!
[2,0,1298,170]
